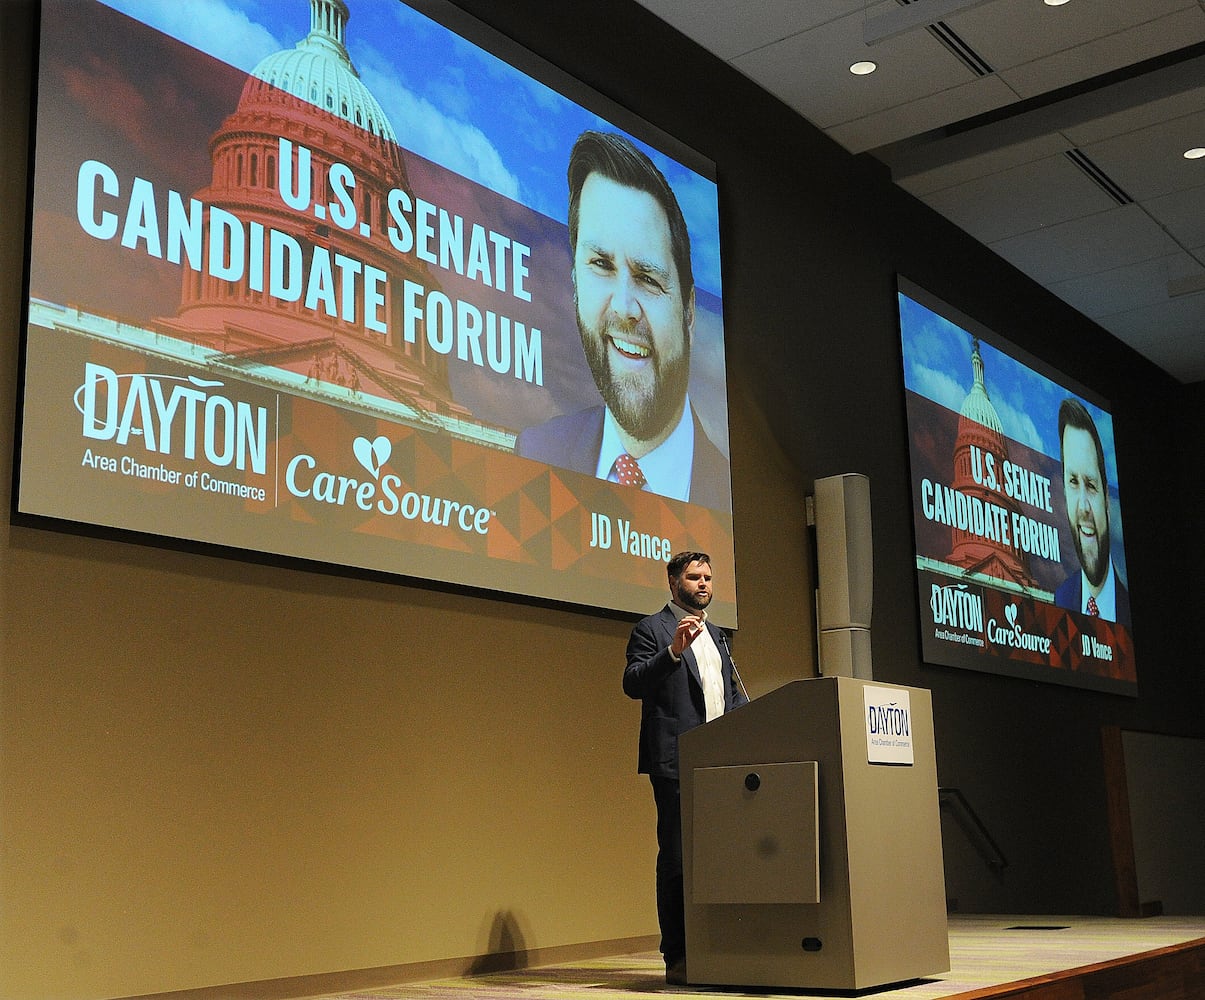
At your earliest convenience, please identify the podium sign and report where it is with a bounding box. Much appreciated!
[864,684,915,764]
[679,676,949,990]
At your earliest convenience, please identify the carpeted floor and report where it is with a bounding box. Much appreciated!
[314,914,1205,999]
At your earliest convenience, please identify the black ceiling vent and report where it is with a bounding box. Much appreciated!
[1064,148,1134,206]
[927,21,994,77]
[896,0,994,77]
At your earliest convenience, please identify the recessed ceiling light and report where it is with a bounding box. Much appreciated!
[850,61,877,75]
[1044,0,1071,6]
[1184,147,1205,160]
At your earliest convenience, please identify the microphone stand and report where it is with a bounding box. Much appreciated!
[719,630,749,703]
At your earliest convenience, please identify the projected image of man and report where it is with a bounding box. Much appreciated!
[515,131,730,511]
[1054,398,1130,625]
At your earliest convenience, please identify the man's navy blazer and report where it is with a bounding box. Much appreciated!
[622,604,748,780]
[1054,566,1132,627]
[515,404,731,512]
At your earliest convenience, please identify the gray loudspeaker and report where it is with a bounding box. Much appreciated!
[812,474,872,679]
[818,627,872,681]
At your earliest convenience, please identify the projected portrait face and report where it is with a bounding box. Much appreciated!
[568,134,695,450]
[1061,418,1110,588]
[573,173,693,446]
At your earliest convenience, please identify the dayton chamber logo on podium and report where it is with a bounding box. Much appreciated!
[863,686,914,766]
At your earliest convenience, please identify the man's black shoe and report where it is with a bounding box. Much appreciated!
[665,958,687,986]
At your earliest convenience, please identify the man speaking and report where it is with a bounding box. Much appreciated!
[622,551,748,984]
[515,131,730,512]
[1054,397,1131,625]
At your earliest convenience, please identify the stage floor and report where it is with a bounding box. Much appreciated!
[318,914,1205,999]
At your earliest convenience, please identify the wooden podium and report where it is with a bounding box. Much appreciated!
[679,676,949,989]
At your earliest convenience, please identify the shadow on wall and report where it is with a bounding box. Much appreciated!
[468,909,530,973]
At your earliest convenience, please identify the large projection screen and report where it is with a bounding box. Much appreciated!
[898,279,1136,695]
[16,0,736,624]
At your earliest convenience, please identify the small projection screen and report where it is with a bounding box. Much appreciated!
[16,0,736,624]
[898,279,1135,695]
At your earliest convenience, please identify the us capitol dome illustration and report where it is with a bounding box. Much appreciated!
[245,0,397,148]
[944,338,1037,591]
[155,0,493,438]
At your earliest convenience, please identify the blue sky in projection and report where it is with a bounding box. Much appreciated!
[100,0,724,298]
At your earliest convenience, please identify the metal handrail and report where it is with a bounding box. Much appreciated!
[939,786,1009,871]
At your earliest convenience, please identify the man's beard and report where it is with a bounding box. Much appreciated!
[1070,515,1110,589]
[674,580,711,612]
[578,311,690,444]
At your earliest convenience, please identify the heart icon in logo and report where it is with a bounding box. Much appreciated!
[353,435,391,478]
[1005,603,1019,628]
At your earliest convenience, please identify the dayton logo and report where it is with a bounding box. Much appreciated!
[285,434,493,534]
[867,700,911,737]
[986,602,1053,654]
[930,583,984,631]
[76,363,267,473]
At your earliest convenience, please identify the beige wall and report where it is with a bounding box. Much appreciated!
[0,6,814,997]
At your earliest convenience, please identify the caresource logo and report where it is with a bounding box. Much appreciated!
[986,602,1052,654]
[285,434,494,535]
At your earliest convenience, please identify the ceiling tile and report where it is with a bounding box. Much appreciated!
[1103,300,1205,381]
[919,152,1115,243]
[1082,108,1205,200]
[827,75,1019,153]
[731,5,979,132]
[632,0,870,61]
[951,0,1199,72]
[896,133,1071,197]
[997,9,1205,99]
[1144,183,1205,249]
[1048,252,1201,317]
[989,205,1181,284]
[1063,87,1205,147]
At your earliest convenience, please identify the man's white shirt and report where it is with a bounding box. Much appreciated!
[597,397,694,502]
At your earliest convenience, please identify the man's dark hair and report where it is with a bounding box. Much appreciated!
[1058,397,1107,485]
[667,551,710,582]
[567,130,693,303]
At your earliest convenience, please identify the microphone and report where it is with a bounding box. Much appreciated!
[719,630,750,703]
